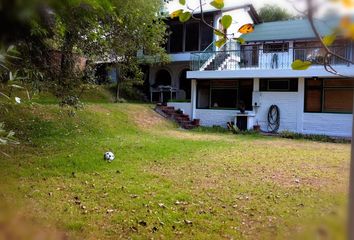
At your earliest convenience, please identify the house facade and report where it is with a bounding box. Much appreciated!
[149,4,354,137]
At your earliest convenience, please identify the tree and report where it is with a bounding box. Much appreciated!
[0,0,169,105]
[105,0,169,101]
[258,4,294,22]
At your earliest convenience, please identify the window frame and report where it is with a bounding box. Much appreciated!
[196,79,253,110]
[260,78,298,92]
[304,78,354,114]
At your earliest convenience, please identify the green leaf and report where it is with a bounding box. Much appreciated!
[291,59,312,70]
[170,9,183,19]
[214,30,224,37]
[179,0,186,5]
[221,15,232,29]
[215,38,227,48]
[210,0,224,9]
[323,34,336,46]
[179,12,191,23]
[233,37,245,44]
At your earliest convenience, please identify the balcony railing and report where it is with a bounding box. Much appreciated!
[190,46,352,71]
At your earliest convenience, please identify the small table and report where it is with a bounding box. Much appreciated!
[150,86,177,103]
[234,112,256,131]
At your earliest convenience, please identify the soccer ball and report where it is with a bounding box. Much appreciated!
[104,152,115,162]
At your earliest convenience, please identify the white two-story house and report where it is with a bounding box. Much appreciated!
[149,4,354,137]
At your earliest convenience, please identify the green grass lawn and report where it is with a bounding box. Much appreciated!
[0,102,350,239]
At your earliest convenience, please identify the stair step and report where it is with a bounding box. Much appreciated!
[155,104,197,130]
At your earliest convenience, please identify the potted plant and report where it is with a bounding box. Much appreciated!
[253,121,261,132]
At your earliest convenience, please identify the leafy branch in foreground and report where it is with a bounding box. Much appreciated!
[170,0,254,47]
[292,0,354,74]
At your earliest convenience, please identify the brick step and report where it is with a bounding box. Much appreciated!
[182,124,197,129]
[155,104,199,130]
[174,116,190,121]
[162,110,176,115]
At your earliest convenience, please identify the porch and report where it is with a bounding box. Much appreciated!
[188,41,354,79]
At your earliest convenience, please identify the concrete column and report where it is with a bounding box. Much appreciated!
[296,78,305,133]
[253,78,260,91]
[288,41,294,68]
[191,79,197,120]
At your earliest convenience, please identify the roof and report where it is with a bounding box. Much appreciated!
[242,18,339,42]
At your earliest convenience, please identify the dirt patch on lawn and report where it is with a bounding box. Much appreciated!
[162,129,234,142]
[87,104,112,114]
[0,210,68,240]
[124,105,171,130]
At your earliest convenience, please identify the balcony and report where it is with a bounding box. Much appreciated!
[190,46,353,72]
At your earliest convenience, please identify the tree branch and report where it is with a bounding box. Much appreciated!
[307,0,354,68]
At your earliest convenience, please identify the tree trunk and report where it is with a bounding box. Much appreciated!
[115,65,120,102]
[349,93,354,240]
[116,82,120,102]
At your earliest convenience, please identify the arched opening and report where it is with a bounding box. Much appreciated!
[179,69,191,100]
[154,69,171,87]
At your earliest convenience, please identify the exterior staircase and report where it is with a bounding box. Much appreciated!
[196,39,237,71]
[204,52,230,70]
[155,104,199,129]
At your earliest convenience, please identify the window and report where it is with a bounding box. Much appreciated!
[241,45,259,68]
[169,24,183,53]
[200,16,214,50]
[196,80,253,110]
[260,79,298,92]
[166,14,214,53]
[263,43,289,53]
[294,41,350,65]
[210,80,238,108]
[197,81,210,109]
[305,78,354,113]
[304,78,322,112]
[185,22,199,52]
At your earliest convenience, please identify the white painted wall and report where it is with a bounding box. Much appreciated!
[195,109,241,127]
[167,102,192,116]
[149,62,190,88]
[303,113,352,137]
[256,92,299,132]
[222,8,254,38]
[189,77,352,137]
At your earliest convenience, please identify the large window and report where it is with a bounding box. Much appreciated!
[185,22,199,52]
[197,80,253,110]
[294,41,351,65]
[260,79,298,92]
[240,45,259,68]
[305,78,354,113]
[166,15,214,53]
[169,24,183,53]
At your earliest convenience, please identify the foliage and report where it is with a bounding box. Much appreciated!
[258,4,294,22]
[291,0,354,72]
[279,130,350,143]
[171,0,254,46]
[291,59,312,70]
[0,0,169,107]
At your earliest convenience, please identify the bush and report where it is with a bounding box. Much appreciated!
[279,130,350,143]
[192,125,230,133]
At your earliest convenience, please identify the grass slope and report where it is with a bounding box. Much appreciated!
[0,102,350,240]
